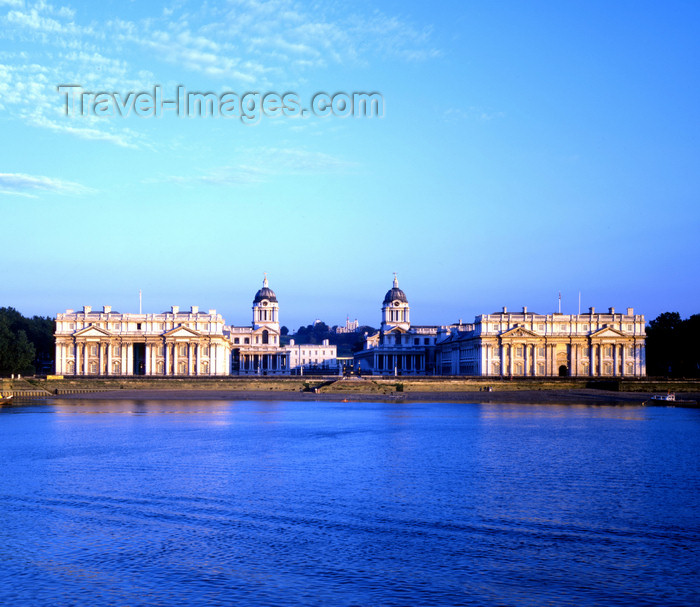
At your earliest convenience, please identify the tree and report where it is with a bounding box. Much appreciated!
[0,307,53,375]
[0,316,36,375]
[646,311,700,377]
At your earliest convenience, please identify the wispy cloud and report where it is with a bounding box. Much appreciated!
[0,172,95,197]
[148,147,357,187]
[0,1,439,144]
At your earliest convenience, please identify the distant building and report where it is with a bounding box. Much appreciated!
[334,316,359,334]
[285,339,338,372]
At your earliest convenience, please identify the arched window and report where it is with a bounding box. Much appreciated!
[112,361,121,375]
[262,330,269,345]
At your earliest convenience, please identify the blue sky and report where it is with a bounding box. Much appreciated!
[1,0,698,330]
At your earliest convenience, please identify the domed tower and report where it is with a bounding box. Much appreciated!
[381,273,410,331]
[252,274,279,332]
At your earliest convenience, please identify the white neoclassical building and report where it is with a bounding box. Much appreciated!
[353,275,458,375]
[435,306,646,377]
[354,276,647,377]
[54,305,230,376]
[54,276,338,377]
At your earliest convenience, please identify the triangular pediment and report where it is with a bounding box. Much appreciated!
[591,326,626,339]
[501,326,539,339]
[74,324,112,338]
[385,326,407,334]
[164,325,201,338]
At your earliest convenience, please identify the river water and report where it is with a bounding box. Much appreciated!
[0,399,698,606]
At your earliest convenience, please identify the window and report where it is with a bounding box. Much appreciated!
[604,346,612,358]
[179,344,187,356]
[114,345,121,356]
[414,338,419,345]
[137,323,142,330]
[582,324,589,331]
[90,344,98,356]
[626,324,633,331]
[537,347,545,357]
[69,323,75,330]
[424,338,429,345]
[537,363,545,375]
[516,346,523,357]
[244,338,249,344]
[627,346,635,357]
[202,346,209,356]
[538,324,545,331]
[234,338,239,344]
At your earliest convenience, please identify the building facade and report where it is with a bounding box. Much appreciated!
[355,278,646,377]
[435,306,646,377]
[54,305,230,376]
[353,275,459,375]
[55,277,334,377]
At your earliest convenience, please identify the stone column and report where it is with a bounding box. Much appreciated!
[532,345,538,376]
[173,344,179,375]
[107,343,112,376]
[83,344,89,375]
[126,344,133,376]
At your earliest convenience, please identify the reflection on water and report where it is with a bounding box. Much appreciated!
[1,400,699,606]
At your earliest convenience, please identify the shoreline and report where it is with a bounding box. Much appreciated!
[10,387,699,407]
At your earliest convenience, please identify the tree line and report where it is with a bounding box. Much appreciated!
[0,307,55,375]
[645,312,700,377]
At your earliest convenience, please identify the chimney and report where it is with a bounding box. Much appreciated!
[191,305,199,314]
[502,306,507,313]
[103,305,111,314]
[290,339,295,346]
[589,306,595,314]
[83,305,92,314]
[608,307,615,314]
[627,307,634,315]
[522,306,527,313]
[171,305,179,314]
